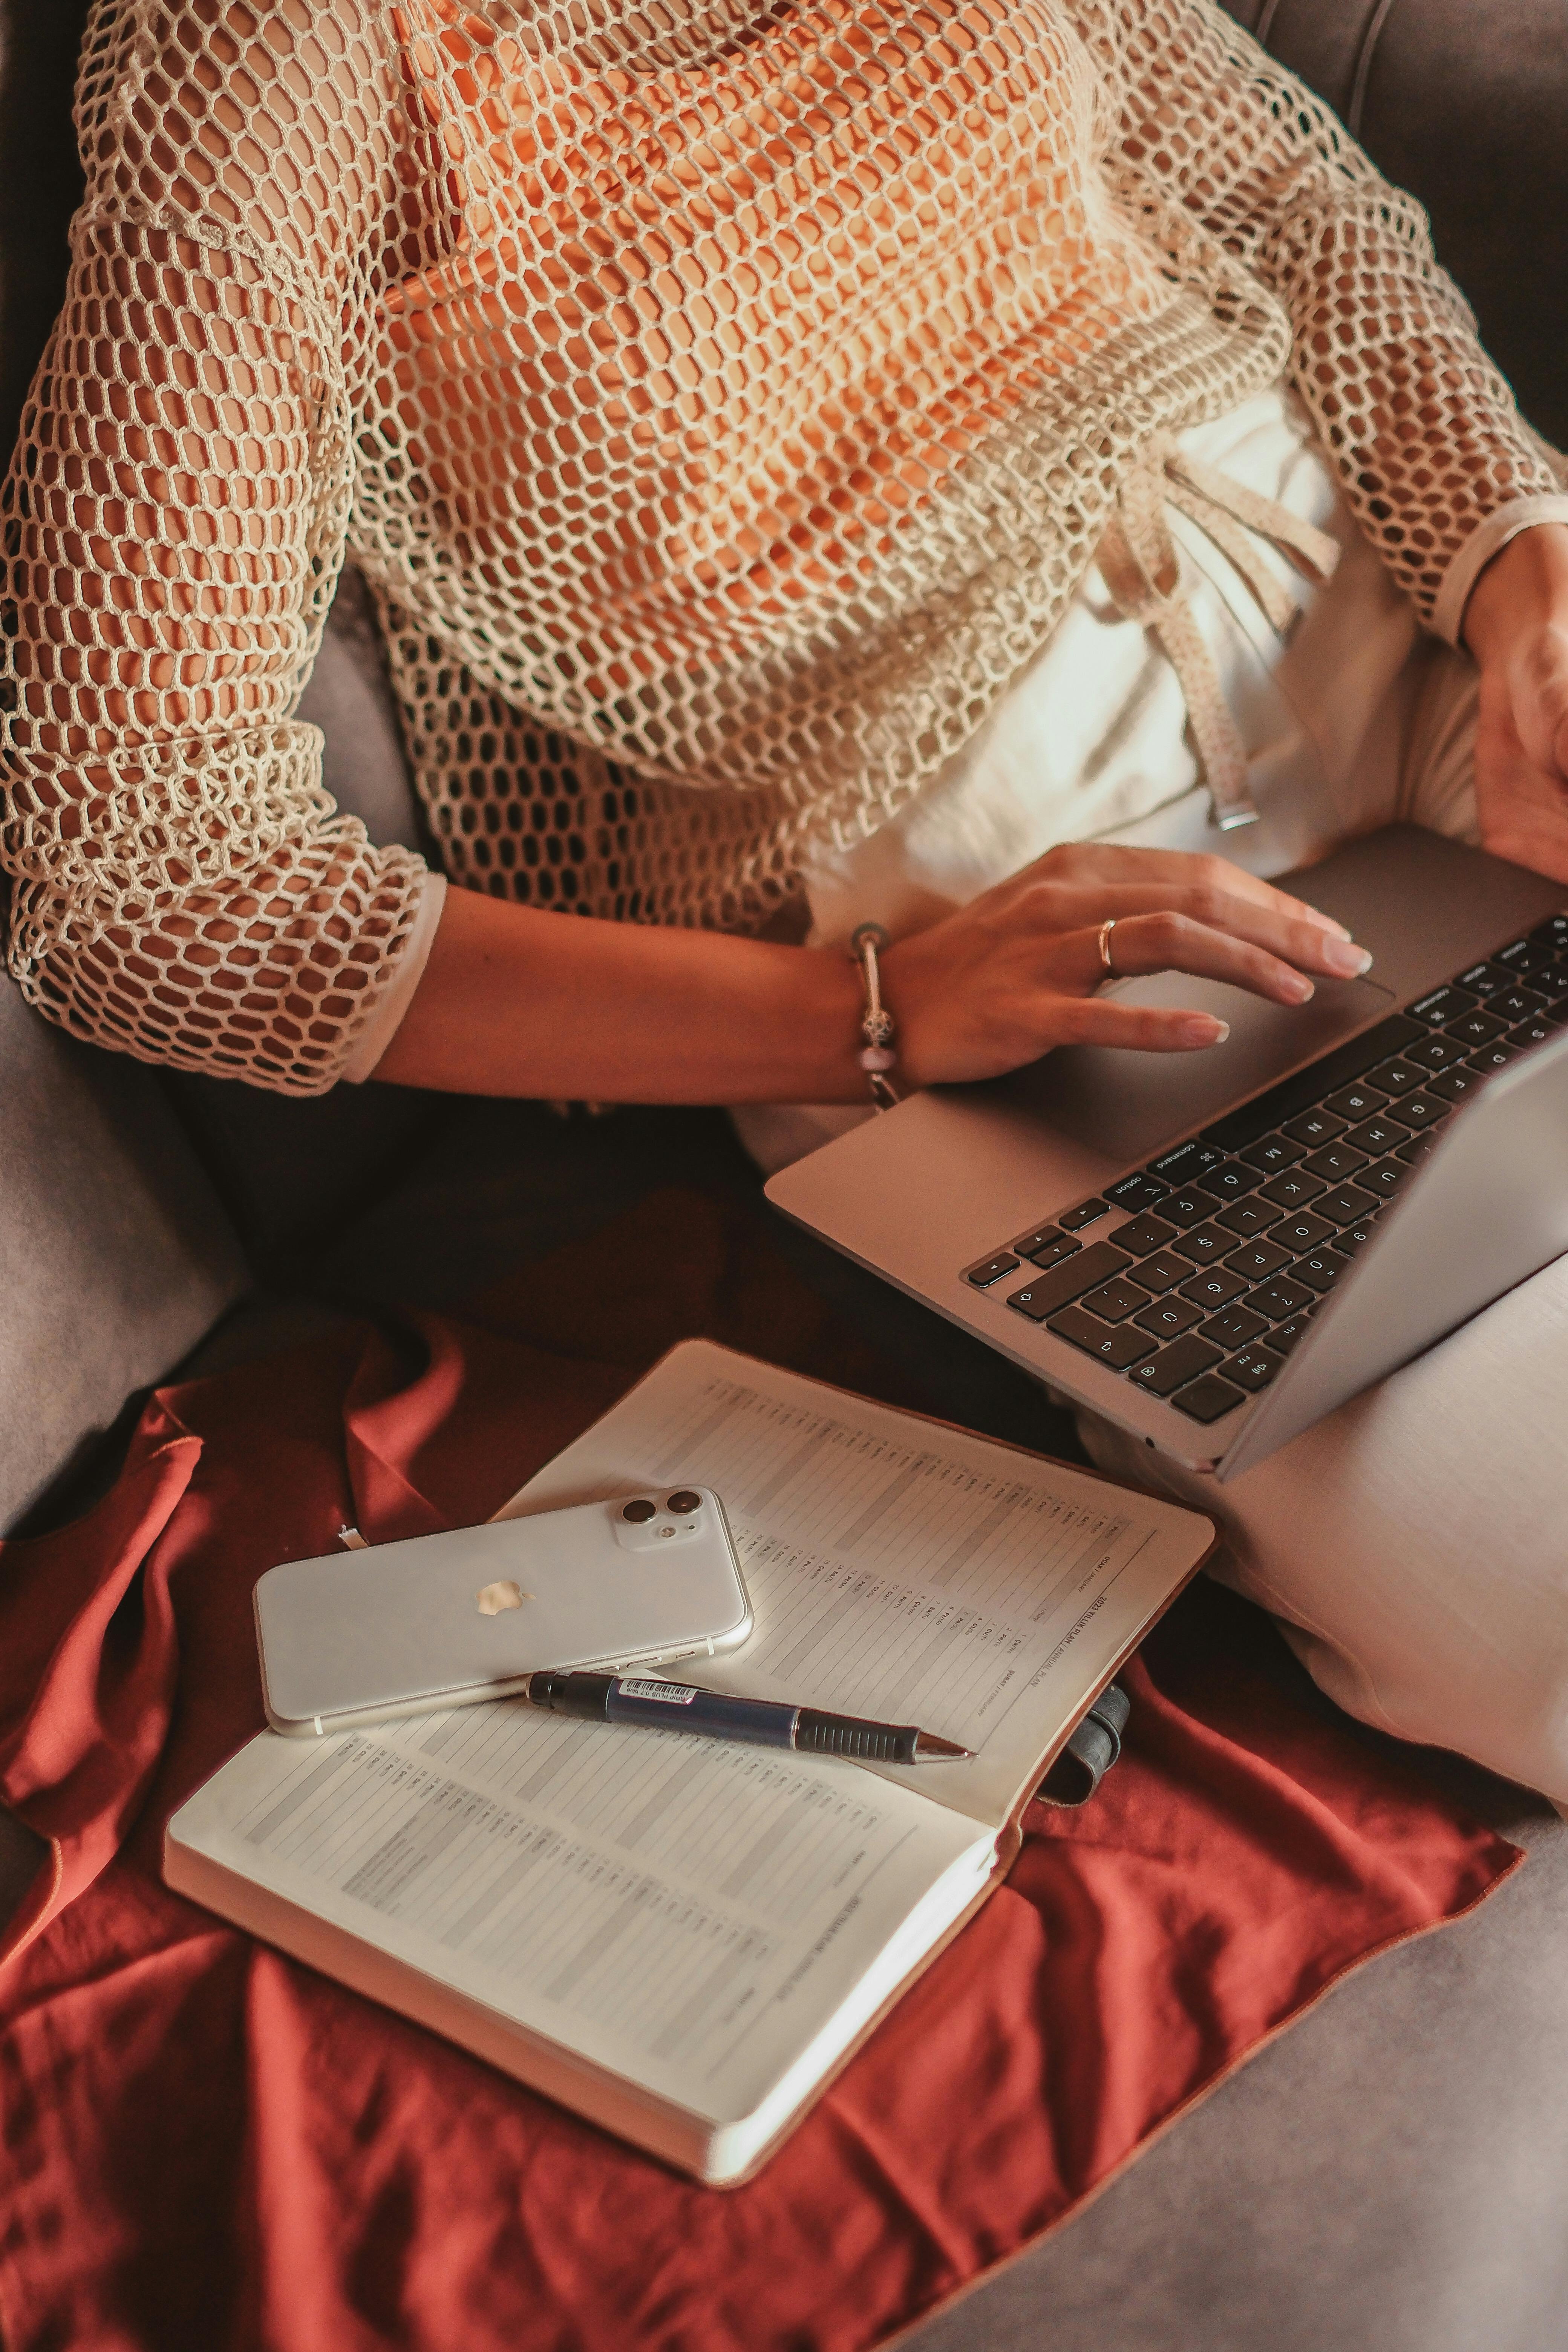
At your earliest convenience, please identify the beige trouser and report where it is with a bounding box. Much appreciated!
[1081,645,1568,1811]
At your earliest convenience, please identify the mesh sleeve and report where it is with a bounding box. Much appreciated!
[0,3,429,1094]
[1065,0,1566,633]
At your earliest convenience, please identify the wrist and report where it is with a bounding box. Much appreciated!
[749,943,870,1105]
[1463,523,1568,670]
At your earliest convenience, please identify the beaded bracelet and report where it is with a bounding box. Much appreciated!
[849,922,905,1110]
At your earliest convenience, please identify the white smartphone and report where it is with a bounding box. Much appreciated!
[253,1487,752,1736]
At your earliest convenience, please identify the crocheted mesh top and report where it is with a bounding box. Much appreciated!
[2,0,1562,1092]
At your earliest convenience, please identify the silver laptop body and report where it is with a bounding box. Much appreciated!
[766,827,1568,1478]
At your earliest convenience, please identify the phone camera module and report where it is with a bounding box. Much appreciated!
[621,1498,657,1524]
[666,1490,702,1517]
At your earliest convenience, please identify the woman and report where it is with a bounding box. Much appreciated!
[5,0,1568,1787]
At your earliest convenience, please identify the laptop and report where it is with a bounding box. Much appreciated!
[766,826,1568,1479]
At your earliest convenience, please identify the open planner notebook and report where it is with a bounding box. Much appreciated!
[166,1342,1215,2183]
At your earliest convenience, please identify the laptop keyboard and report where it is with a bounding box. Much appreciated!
[962,914,1568,1427]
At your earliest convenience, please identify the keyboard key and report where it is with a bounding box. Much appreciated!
[1395,1132,1436,1164]
[1173,1223,1234,1266]
[1270,1311,1313,1354]
[1282,1108,1346,1148]
[1270,1210,1335,1254]
[1292,1248,1352,1294]
[1404,1033,1465,1073]
[1224,1236,1293,1282]
[1528,915,1568,951]
[966,1253,1020,1288]
[1456,961,1511,997]
[1179,1266,1250,1309]
[1157,1189,1215,1228]
[1496,939,1557,977]
[1490,986,1547,1026]
[1303,1141,1368,1183]
[1171,1374,1248,1425]
[1345,1115,1404,1156]
[1012,1222,1068,1257]
[1149,1140,1225,1183]
[1131,1334,1222,1395]
[1468,1041,1520,1075]
[1133,1250,1190,1293]
[1428,1065,1483,1104]
[1388,1091,1447,1129]
[1337,1219,1378,1254]
[1358,1157,1409,1198]
[1111,1212,1178,1256]
[1006,1240,1131,1320]
[1448,1009,1507,1049]
[1240,1132,1306,1174]
[1022,1232,1084,1272]
[1216,1196,1283,1237]
[1135,1294,1205,1340]
[1060,1197,1110,1231]
[1259,1167,1326,1209]
[1227,1344,1284,1392]
[1081,1277,1152,1322]
[1149,1141,1225,1184]
[1252,1276,1313,1321]
[1507,1017,1557,1052]
[1197,1158,1265,1201]
[1323,1080,1387,1122]
[1047,1306,1158,1369]
[1106,1171,1170,1212]
[1203,1302,1267,1351]
[1199,1014,1423,1153]
[1369,1055,1424,1096]
[1315,1182,1378,1226]
[1408,984,1478,1028]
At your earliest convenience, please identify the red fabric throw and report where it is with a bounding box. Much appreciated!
[0,1194,1520,2352]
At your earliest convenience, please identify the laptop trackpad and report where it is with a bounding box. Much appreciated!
[991,970,1396,1166]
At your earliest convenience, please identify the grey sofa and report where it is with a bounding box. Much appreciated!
[3,5,1568,2347]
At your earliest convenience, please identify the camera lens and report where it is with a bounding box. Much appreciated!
[666,1490,703,1516]
[621,1498,657,1524]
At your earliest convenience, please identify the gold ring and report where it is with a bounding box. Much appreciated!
[1097,917,1118,977]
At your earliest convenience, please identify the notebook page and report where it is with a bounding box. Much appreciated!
[167,1696,991,2136]
[499,1341,1212,1828]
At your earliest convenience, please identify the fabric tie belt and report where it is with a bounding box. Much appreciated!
[1097,431,1342,829]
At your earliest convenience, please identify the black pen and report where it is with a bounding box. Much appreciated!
[527,1670,972,1763]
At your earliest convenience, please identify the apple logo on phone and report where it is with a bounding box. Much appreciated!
[475,1580,528,1615]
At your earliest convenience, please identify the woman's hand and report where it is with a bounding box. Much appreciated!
[1465,524,1568,884]
[882,842,1372,1088]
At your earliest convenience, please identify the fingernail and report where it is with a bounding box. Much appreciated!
[1286,972,1315,1001]
[1182,1017,1229,1046]
[1325,941,1374,976]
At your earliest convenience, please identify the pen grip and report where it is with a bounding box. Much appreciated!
[795,1711,919,1765]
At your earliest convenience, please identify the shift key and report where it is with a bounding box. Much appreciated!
[1007,1240,1132,1321]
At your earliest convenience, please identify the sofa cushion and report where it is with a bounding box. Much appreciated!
[899,1761,1568,2352]
[1224,0,1568,447]
[0,974,246,1532]
[0,0,90,469]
